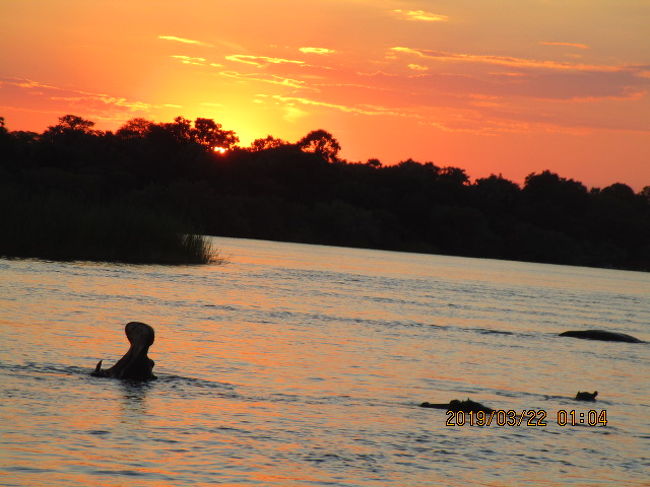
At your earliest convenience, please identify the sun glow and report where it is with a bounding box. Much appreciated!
[1,0,648,189]
[213,146,228,154]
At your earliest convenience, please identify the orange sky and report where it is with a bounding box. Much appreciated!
[1,0,648,189]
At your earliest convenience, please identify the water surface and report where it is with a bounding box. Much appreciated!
[1,237,648,486]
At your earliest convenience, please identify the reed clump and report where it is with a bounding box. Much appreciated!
[1,192,217,264]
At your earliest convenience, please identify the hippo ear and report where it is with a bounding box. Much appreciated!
[94,360,103,374]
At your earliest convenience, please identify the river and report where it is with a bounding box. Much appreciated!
[1,236,648,486]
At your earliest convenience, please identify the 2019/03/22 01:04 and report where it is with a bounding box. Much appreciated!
[446,409,608,427]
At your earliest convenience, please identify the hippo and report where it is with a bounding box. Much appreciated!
[575,391,598,401]
[420,398,494,413]
[559,330,643,343]
[92,322,156,380]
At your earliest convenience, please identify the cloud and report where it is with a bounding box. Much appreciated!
[2,77,153,111]
[158,35,212,47]
[225,54,305,68]
[171,55,207,66]
[389,46,426,58]
[49,95,152,112]
[312,81,392,92]
[258,94,409,118]
[540,41,590,50]
[0,76,185,125]
[168,55,223,68]
[299,47,335,55]
[379,46,650,109]
[392,9,448,22]
[462,97,650,135]
[384,66,648,103]
[389,46,622,72]
[408,64,429,72]
[258,93,532,135]
[283,105,309,122]
[219,71,310,90]
[488,72,529,78]
[6,78,57,90]
[356,70,399,78]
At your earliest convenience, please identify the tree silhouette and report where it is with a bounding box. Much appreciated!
[640,186,650,204]
[44,114,97,136]
[524,170,587,199]
[474,174,520,211]
[116,118,155,138]
[249,135,288,152]
[192,118,239,151]
[440,166,469,186]
[161,116,193,144]
[297,129,341,162]
[366,158,382,168]
[522,170,589,233]
[599,183,636,201]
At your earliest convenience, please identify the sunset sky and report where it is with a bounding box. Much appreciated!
[1,0,648,189]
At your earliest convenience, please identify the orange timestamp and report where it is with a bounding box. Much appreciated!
[446,409,608,427]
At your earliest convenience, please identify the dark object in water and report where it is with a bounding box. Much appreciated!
[559,330,643,343]
[575,391,598,401]
[92,322,156,380]
[420,398,494,413]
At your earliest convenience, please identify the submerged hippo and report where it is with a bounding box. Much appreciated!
[420,398,494,413]
[559,330,643,343]
[575,391,598,401]
[92,322,156,380]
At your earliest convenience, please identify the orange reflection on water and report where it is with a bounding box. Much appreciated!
[1,239,648,486]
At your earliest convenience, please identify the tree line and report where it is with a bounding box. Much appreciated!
[1,114,648,270]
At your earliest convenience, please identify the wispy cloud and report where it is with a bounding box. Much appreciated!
[169,55,223,68]
[158,35,212,47]
[171,55,207,65]
[283,104,309,122]
[488,72,529,78]
[0,76,185,123]
[388,47,427,59]
[408,64,429,72]
[225,54,305,68]
[392,9,448,22]
[312,81,392,92]
[2,77,154,111]
[258,94,409,118]
[299,47,335,55]
[5,78,57,90]
[219,71,310,90]
[379,62,648,103]
[540,41,590,50]
[49,95,151,111]
[389,46,622,72]
[356,71,399,78]
[260,95,522,135]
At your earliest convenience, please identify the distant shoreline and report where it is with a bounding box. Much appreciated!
[2,114,648,271]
